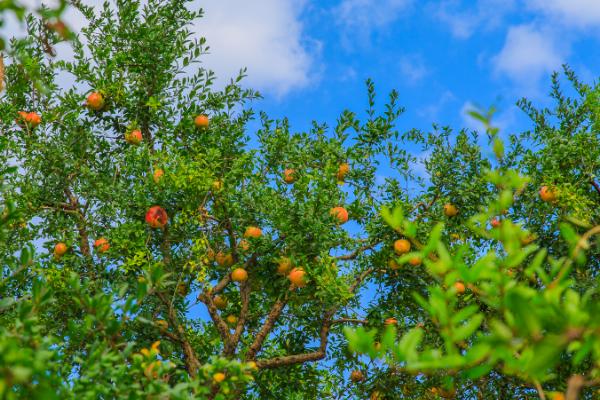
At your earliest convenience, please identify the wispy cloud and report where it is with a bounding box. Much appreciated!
[398,54,429,84]
[334,0,413,45]
[525,0,600,28]
[416,90,457,123]
[431,0,515,39]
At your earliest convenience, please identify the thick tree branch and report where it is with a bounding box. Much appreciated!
[210,275,231,296]
[253,268,374,368]
[256,309,335,369]
[565,375,584,400]
[533,380,546,400]
[245,289,292,361]
[197,292,232,344]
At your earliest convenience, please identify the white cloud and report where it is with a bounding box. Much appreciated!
[492,25,564,83]
[334,0,412,46]
[398,54,428,84]
[526,0,600,27]
[431,0,515,39]
[194,0,316,97]
[335,0,412,29]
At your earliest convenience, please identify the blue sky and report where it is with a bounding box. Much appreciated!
[193,0,600,137]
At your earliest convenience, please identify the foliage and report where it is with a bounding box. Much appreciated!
[347,103,600,399]
[0,0,599,399]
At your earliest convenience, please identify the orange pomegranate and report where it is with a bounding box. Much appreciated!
[238,239,250,251]
[86,92,105,111]
[213,295,227,309]
[454,281,466,294]
[153,169,164,183]
[125,129,143,145]
[350,370,364,382]
[336,162,350,181]
[145,206,168,229]
[94,237,110,253]
[53,242,68,257]
[194,114,209,129]
[444,203,458,217]
[244,226,262,239]
[283,168,296,184]
[408,256,422,266]
[27,112,41,127]
[539,185,557,202]
[393,239,411,255]
[330,207,349,224]
[277,257,293,275]
[288,267,307,287]
[215,252,234,267]
[231,268,248,282]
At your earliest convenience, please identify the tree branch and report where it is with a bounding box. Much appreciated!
[336,242,379,260]
[591,179,600,197]
[253,268,374,368]
[565,375,584,400]
[245,288,292,361]
[157,292,200,377]
[197,292,232,344]
[224,280,250,356]
[331,318,368,325]
[210,274,231,296]
[414,192,440,218]
[533,380,546,400]
[64,188,91,258]
[256,309,335,369]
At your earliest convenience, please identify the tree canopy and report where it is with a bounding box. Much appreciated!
[1,1,599,399]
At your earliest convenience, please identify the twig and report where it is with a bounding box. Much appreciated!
[533,380,546,400]
[591,179,600,197]
[336,242,380,260]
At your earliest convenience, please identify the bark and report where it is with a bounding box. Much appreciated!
[224,281,250,356]
[256,310,334,369]
[245,293,290,361]
[197,292,232,343]
[250,268,375,368]
[591,179,600,197]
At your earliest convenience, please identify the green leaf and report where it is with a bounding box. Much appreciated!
[525,335,566,377]
[452,314,483,342]
[381,205,404,230]
[398,327,423,363]
[451,305,480,325]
